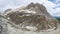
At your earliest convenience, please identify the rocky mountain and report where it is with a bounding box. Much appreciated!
[26,3,54,20]
[3,2,58,32]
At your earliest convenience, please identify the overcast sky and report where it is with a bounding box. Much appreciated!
[0,0,60,16]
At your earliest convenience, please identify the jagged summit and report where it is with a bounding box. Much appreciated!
[26,2,54,20]
[4,2,57,32]
[4,2,53,20]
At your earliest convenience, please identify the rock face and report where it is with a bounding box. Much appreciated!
[4,3,57,32]
[0,15,8,34]
[26,3,53,19]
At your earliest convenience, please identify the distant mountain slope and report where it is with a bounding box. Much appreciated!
[54,16,60,20]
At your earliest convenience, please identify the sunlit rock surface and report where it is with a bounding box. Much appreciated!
[2,2,59,34]
[7,23,60,34]
[0,15,8,34]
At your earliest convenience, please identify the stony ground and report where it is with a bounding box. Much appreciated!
[7,23,60,34]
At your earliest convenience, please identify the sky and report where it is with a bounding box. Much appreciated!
[0,0,60,16]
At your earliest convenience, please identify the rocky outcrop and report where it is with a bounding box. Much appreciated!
[0,14,8,34]
[4,2,57,32]
[26,3,54,20]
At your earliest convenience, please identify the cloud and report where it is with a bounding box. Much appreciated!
[53,7,60,15]
[54,8,60,13]
[0,0,60,16]
[48,0,60,16]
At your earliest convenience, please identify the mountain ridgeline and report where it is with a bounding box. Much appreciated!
[3,2,59,32]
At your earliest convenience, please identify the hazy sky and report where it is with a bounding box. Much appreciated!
[0,0,60,16]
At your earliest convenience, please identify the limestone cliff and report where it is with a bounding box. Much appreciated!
[4,3,57,32]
